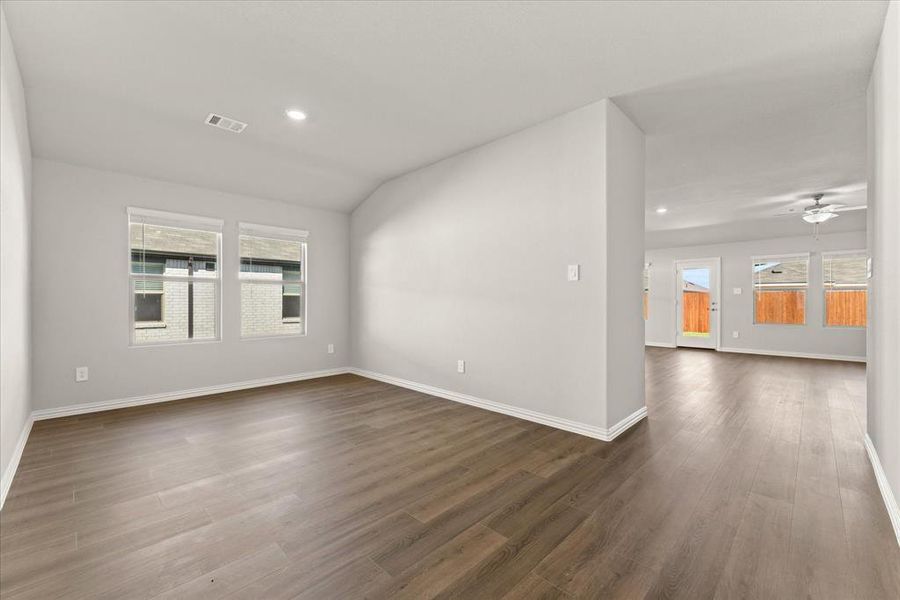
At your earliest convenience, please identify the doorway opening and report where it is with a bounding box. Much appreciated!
[675,258,720,349]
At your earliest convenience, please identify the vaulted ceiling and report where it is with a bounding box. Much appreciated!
[3,0,888,237]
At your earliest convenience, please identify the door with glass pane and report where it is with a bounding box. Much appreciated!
[675,259,719,349]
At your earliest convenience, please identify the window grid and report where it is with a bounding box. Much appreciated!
[128,211,222,346]
[239,228,307,338]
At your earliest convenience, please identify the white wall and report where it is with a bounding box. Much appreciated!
[645,231,867,359]
[351,100,645,433]
[867,0,900,539]
[0,7,33,503]
[30,159,349,411]
[604,102,646,424]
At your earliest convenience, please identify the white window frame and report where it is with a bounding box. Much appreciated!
[238,222,309,340]
[128,207,223,347]
[751,252,809,326]
[822,249,868,329]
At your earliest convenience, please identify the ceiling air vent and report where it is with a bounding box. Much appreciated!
[205,113,247,133]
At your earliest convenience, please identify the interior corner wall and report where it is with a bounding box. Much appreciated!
[644,231,868,359]
[30,159,350,411]
[350,99,645,433]
[867,0,900,527]
[603,101,646,425]
[0,7,33,499]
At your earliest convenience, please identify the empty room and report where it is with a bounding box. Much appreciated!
[1,1,898,598]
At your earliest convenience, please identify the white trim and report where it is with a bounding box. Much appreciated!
[32,368,350,421]
[349,368,647,442]
[0,414,34,510]
[718,347,866,363]
[239,333,309,342]
[607,406,650,440]
[865,434,900,548]
[675,256,722,350]
[646,341,676,348]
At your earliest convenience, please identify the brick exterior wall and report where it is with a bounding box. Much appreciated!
[133,260,217,344]
[240,282,304,337]
[131,229,305,343]
[133,260,304,344]
[240,267,304,337]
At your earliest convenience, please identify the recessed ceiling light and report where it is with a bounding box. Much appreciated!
[655,207,668,214]
[285,109,307,121]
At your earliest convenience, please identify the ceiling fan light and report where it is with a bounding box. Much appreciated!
[803,211,839,224]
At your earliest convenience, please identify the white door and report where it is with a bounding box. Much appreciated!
[675,259,720,349]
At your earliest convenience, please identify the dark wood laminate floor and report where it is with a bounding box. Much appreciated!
[2,348,898,599]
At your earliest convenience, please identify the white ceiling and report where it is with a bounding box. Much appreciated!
[3,0,888,225]
[618,37,875,241]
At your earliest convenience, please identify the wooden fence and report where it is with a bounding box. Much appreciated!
[682,291,709,334]
[825,290,867,327]
[754,290,867,326]
[755,290,805,324]
[674,289,865,332]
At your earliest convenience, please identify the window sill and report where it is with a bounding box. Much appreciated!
[134,321,167,330]
[240,333,308,341]
[281,318,302,324]
[129,338,222,348]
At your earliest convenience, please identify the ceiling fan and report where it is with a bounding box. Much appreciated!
[773,190,866,238]
[801,193,843,223]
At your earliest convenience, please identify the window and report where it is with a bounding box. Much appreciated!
[133,257,164,324]
[129,208,222,345]
[239,223,308,337]
[642,263,650,320]
[752,254,808,325]
[823,251,867,327]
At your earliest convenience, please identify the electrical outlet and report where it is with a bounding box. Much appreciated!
[567,264,580,281]
[75,366,89,382]
[732,331,740,339]
[327,343,335,354]
[457,359,465,374]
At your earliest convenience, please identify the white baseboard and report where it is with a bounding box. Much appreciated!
[349,368,647,442]
[1,413,34,510]
[717,347,866,363]
[865,434,900,548]
[32,367,351,421]
[645,341,676,348]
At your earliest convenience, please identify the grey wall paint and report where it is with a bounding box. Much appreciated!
[0,8,33,488]
[30,159,350,410]
[867,0,900,523]
[604,101,646,424]
[645,231,867,358]
[351,100,645,430]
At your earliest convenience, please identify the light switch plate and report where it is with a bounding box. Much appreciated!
[75,366,89,382]
[457,360,465,374]
[327,343,335,354]
[733,287,742,295]
[732,331,740,339]
[567,264,580,281]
